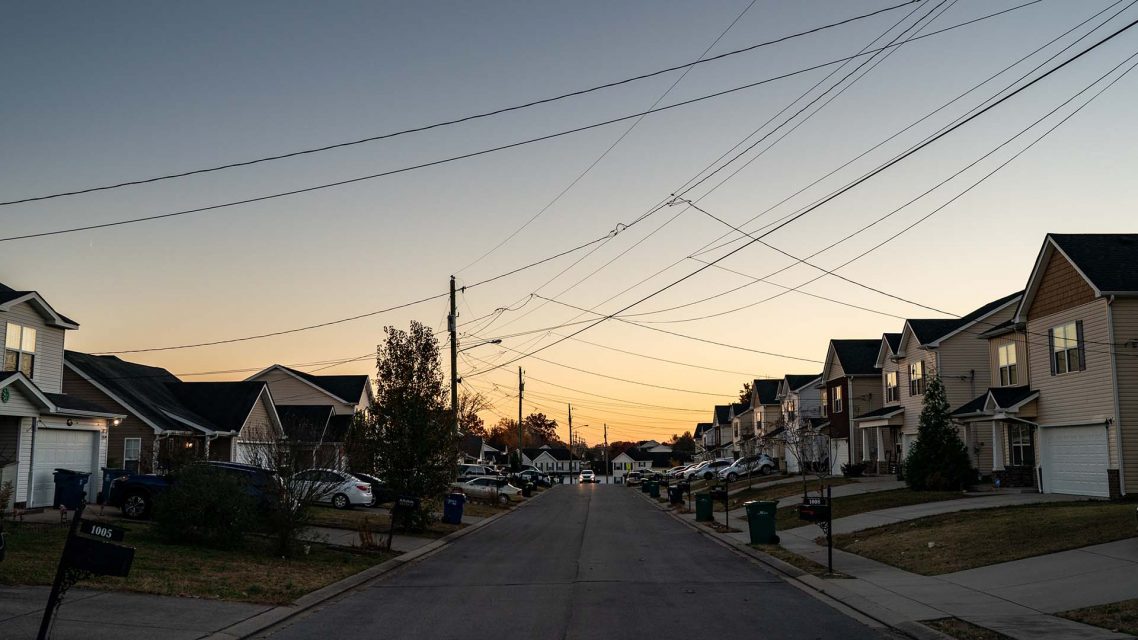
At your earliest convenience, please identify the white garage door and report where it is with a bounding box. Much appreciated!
[830,439,848,476]
[1041,426,1109,497]
[31,428,98,507]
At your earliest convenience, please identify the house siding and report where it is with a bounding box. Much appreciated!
[0,301,67,394]
[1028,252,1096,319]
[1028,298,1119,466]
[251,371,355,414]
[849,377,881,462]
[989,333,1030,388]
[897,347,937,436]
[1111,297,1138,494]
[239,392,277,442]
[62,369,155,469]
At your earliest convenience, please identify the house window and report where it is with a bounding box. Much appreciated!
[820,389,828,417]
[998,343,1018,386]
[885,372,899,403]
[124,437,142,473]
[908,361,926,396]
[1049,321,1083,375]
[832,386,843,414]
[1009,424,1035,467]
[4,323,37,378]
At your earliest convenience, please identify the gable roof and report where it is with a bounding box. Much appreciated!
[524,447,571,461]
[875,332,903,368]
[784,374,821,393]
[249,364,370,405]
[167,382,272,433]
[906,291,1022,348]
[277,405,335,442]
[694,422,712,437]
[1017,234,1138,321]
[751,379,781,405]
[829,339,882,377]
[0,282,79,329]
[713,405,731,425]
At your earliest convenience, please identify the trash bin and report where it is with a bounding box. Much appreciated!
[744,499,780,544]
[442,492,466,524]
[522,482,534,497]
[695,492,713,522]
[668,486,684,505]
[98,467,129,505]
[52,468,91,509]
[640,480,650,493]
[648,481,660,498]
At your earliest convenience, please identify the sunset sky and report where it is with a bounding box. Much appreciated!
[3,1,1137,447]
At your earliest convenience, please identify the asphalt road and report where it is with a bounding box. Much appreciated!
[263,484,889,640]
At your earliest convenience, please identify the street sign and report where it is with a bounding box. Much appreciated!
[79,519,126,542]
[66,536,134,578]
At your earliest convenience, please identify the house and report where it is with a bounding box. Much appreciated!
[521,446,580,479]
[635,439,673,453]
[776,373,823,473]
[459,434,501,465]
[64,351,285,472]
[730,405,754,458]
[275,405,352,469]
[989,234,1138,498]
[612,446,690,482]
[818,339,882,475]
[693,422,712,457]
[748,379,784,463]
[853,292,1022,477]
[0,283,124,509]
[246,364,373,416]
[704,403,744,460]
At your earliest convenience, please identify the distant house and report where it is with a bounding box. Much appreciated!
[521,446,579,479]
[818,339,882,475]
[749,379,784,462]
[613,445,689,482]
[703,403,744,460]
[776,373,823,473]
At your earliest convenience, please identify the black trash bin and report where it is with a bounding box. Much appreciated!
[668,486,684,505]
[98,467,129,505]
[442,492,466,524]
[522,482,534,497]
[52,468,91,509]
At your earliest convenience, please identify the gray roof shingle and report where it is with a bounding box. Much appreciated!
[1050,234,1138,293]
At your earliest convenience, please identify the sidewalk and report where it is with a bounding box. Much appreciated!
[660,487,1133,639]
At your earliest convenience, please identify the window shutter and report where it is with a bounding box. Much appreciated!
[1076,320,1086,371]
[1047,328,1056,376]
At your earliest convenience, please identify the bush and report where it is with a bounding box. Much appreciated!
[904,376,975,491]
[841,462,867,478]
[153,465,257,549]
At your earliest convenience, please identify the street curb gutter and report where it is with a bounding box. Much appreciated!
[202,487,556,640]
[638,491,953,640]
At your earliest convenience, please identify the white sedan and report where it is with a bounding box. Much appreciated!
[451,477,522,505]
[291,469,373,509]
[578,470,596,483]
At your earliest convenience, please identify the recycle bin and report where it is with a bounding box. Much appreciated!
[695,492,713,522]
[442,492,466,524]
[744,499,780,544]
[52,468,91,510]
[648,481,660,498]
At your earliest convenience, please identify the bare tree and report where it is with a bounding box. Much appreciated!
[781,416,832,498]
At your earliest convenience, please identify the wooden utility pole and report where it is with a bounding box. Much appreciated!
[568,404,573,483]
[603,423,608,484]
[449,276,459,434]
[517,367,524,468]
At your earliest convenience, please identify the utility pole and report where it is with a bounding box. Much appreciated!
[603,423,609,484]
[449,276,459,434]
[517,366,524,469]
[568,403,573,484]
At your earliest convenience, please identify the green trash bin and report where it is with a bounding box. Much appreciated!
[648,481,660,498]
[640,480,651,493]
[695,492,713,522]
[744,499,780,544]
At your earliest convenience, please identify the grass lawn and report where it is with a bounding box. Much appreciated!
[1061,599,1138,636]
[773,489,967,530]
[0,520,391,604]
[924,618,1012,640]
[751,544,852,579]
[833,501,1137,575]
[713,478,857,512]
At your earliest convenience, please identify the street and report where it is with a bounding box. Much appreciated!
[262,484,888,639]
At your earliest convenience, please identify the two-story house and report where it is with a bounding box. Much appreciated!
[818,339,882,475]
[851,334,904,474]
[0,283,123,509]
[748,379,784,464]
[1006,234,1138,498]
[776,373,822,473]
[522,446,580,480]
[730,405,754,458]
[703,404,738,460]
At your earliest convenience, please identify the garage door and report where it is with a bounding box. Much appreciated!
[1041,426,1109,497]
[31,428,98,507]
[830,439,848,476]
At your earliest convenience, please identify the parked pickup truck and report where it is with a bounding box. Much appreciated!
[107,461,281,519]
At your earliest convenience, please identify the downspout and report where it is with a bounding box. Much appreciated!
[1107,296,1126,496]
[25,417,37,507]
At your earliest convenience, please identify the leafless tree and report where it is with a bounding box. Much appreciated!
[781,416,832,498]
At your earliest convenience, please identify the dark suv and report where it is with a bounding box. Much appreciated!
[107,461,281,519]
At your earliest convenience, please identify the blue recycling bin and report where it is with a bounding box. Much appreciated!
[442,492,466,525]
[52,468,91,509]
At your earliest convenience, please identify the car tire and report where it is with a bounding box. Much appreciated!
[498,493,510,506]
[332,493,351,510]
[703,471,714,481]
[761,465,772,475]
[726,473,738,482]
[121,491,151,519]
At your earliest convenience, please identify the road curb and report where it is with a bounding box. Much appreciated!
[202,487,555,640]
[635,488,950,640]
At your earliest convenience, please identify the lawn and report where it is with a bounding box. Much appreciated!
[713,477,857,512]
[773,489,967,530]
[1061,599,1138,637]
[833,501,1137,575]
[751,544,851,579]
[924,618,1012,640]
[0,520,390,604]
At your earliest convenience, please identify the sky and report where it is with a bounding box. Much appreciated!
[2,1,1137,447]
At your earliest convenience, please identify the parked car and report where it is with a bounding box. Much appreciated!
[670,463,698,479]
[717,454,775,482]
[457,464,497,482]
[512,469,552,487]
[682,461,711,480]
[624,471,643,486]
[107,461,282,519]
[291,469,373,509]
[351,472,398,506]
[451,477,522,504]
[694,459,734,481]
[578,470,596,483]
[665,465,687,477]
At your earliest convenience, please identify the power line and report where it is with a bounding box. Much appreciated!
[1,1,918,210]
[0,3,1038,245]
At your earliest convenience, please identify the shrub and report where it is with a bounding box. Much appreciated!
[153,465,256,549]
[904,376,975,491]
[841,462,867,478]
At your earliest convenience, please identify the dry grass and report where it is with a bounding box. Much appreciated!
[833,501,1136,575]
[751,544,852,579]
[925,618,1013,639]
[773,489,968,530]
[1060,599,1138,636]
[0,520,389,604]
[714,478,856,512]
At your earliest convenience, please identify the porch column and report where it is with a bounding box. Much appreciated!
[876,427,885,463]
[991,421,1005,471]
[861,429,869,462]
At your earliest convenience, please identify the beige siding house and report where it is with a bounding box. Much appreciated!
[776,374,823,473]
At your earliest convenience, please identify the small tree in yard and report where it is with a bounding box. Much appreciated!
[783,418,831,497]
[904,376,974,491]
[366,321,457,530]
